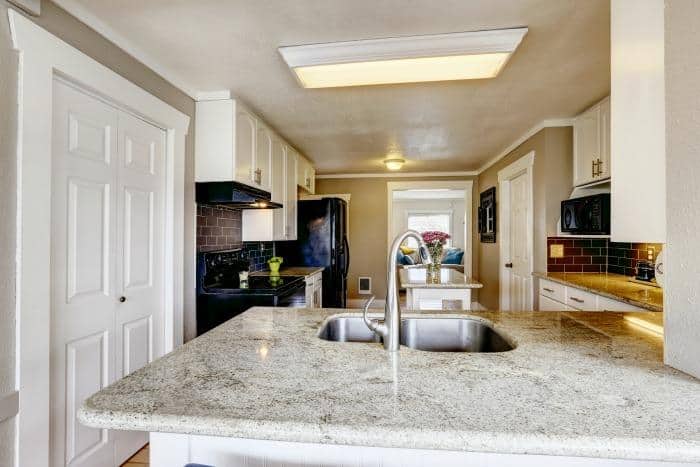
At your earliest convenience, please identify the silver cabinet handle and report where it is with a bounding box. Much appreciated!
[570,297,584,303]
[543,287,555,293]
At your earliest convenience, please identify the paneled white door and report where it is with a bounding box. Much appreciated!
[507,171,532,311]
[51,79,165,467]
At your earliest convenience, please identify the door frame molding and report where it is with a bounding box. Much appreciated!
[498,151,535,311]
[386,180,474,278]
[8,10,190,466]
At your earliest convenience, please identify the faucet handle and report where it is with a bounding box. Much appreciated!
[362,295,382,334]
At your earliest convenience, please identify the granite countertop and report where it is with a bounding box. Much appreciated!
[533,272,663,312]
[79,307,699,463]
[399,267,483,289]
[251,266,324,277]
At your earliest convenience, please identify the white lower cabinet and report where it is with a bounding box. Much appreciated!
[537,278,648,312]
[305,272,323,308]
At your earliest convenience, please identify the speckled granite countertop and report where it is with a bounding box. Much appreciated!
[251,266,324,277]
[533,272,663,312]
[399,268,483,289]
[79,307,699,463]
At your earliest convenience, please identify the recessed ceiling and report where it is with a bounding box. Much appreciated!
[52,0,610,174]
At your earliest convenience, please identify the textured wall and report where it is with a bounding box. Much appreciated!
[315,176,478,300]
[0,1,18,464]
[475,127,574,310]
[664,0,700,378]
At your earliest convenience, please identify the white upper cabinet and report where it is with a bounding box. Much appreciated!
[610,0,665,243]
[297,154,316,194]
[195,97,312,194]
[284,146,298,240]
[573,97,610,187]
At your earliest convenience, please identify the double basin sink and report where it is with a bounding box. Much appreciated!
[318,316,514,353]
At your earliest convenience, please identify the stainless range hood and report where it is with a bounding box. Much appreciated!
[195,181,282,209]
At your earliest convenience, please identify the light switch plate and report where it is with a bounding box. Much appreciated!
[550,244,565,258]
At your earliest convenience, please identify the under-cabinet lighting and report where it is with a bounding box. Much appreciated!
[279,28,528,88]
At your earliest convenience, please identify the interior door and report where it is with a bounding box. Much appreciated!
[51,80,118,467]
[51,80,166,467]
[113,111,166,463]
[506,171,532,311]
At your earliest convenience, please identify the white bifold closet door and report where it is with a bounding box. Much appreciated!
[51,79,165,467]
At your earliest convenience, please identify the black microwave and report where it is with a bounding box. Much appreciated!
[561,193,610,235]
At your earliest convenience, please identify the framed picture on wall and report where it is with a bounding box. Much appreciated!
[478,187,496,243]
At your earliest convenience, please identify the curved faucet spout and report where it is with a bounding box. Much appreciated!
[367,229,428,352]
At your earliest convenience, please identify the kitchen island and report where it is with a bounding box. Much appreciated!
[79,307,699,467]
[399,266,483,310]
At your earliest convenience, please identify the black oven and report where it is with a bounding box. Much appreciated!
[561,193,610,235]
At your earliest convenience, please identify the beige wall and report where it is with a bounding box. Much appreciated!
[0,1,19,463]
[31,0,199,340]
[475,127,573,310]
[315,177,478,301]
[664,0,700,379]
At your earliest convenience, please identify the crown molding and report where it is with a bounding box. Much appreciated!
[51,0,200,99]
[316,171,478,179]
[477,118,574,174]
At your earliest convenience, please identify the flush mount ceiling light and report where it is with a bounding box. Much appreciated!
[384,158,406,171]
[278,27,528,88]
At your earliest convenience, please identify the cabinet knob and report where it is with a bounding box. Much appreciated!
[505,262,513,268]
[119,296,126,303]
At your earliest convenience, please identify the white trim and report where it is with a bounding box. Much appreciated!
[386,180,473,278]
[49,0,199,98]
[195,90,232,101]
[316,171,478,179]
[0,391,19,423]
[278,28,528,68]
[498,151,535,311]
[481,119,572,174]
[8,0,40,15]
[9,11,189,466]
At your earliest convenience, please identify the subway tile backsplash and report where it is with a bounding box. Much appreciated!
[547,237,662,276]
[197,204,275,272]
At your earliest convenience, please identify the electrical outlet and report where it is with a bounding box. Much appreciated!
[550,244,565,258]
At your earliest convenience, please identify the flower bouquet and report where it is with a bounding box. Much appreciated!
[421,231,450,273]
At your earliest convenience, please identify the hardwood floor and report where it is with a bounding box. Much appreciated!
[121,444,149,467]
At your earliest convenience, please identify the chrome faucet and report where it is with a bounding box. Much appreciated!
[363,230,431,351]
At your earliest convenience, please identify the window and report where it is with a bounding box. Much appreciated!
[405,211,452,247]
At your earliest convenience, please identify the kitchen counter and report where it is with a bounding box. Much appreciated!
[399,267,483,289]
[251,266,324,277]
[79,307,699,463]
[533,272,663,312]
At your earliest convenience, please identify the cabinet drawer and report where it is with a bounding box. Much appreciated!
[597,295,648,312]
[565,288,598,311]
[539,279,566,303]
[538,294,566,311]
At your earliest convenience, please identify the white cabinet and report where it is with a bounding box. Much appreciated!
[195,98,288,193]
[284,146,298,240]
[573,97,610,187]
[536,278,648,312]
[305,272,323,308]
[297,155,315,194]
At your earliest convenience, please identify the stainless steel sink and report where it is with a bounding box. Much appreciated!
[317,316,382,343]
[318,316,514,352]
[400,317,514,352]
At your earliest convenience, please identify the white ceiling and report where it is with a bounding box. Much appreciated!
[53,0,610,174]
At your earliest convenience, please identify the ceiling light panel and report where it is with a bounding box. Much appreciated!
[279,28,528,88]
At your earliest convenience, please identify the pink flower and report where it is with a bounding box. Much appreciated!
[421,231,450,245]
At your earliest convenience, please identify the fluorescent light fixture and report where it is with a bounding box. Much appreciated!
[279,28,528,88]
[384,158,406,171]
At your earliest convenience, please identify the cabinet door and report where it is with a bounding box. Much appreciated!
[296,153,307,190]
[314,278,323,308]
[307,165,316,194]
[235,109,256,185]
[255,124,272,191]
[285,147,298,240]
[597,97,611,180]
[270,137,286,240]
[573,106,600,186]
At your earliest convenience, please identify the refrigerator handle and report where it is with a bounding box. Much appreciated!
[342,236,350,277]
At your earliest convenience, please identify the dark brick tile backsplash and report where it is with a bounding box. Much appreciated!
[547,237,663,276]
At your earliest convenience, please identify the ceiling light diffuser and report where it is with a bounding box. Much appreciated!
[384,158,405,171]
[279,28,528,88]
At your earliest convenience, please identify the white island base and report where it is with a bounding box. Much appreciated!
[150,433,689,467]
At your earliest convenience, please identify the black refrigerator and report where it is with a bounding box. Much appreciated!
[278,198,349,308]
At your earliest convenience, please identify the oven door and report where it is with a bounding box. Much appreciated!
[274,282,306,308]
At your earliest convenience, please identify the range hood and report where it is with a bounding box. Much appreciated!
[195,181,282,209]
